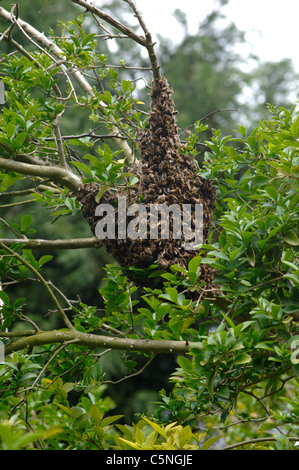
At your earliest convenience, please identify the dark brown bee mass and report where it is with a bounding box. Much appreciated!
[76,77,216,289]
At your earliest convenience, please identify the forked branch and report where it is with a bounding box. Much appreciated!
[0,5,134,164]
[71,0,161,82]
[123,0,161,82]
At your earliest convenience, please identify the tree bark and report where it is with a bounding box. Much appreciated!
[4,329,192,356]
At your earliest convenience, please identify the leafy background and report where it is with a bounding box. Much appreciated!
[0,0,298,450]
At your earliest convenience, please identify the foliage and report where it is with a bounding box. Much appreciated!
[0,0,298,451]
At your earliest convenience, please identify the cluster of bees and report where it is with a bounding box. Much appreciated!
[76,77,216,289]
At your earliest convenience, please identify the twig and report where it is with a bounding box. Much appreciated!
[53,113,68,169]
[45,132,129,141]
[221,436,299,450]
[102,354,156,385]
[179,108,239,137]
[0,199,36,209]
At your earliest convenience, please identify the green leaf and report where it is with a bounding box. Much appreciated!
[234,353,252,365]
[20,215,32,231]
[208,250,230,261]
[201,435,222,450]
[179,425,193,447]
[95,184,111,203]
[282,231,299,246]
[101,415,124,428]
[177,355,192,371]
[38,255,53,267]
[121,79,131,95]
[89,405,103,424]
[134,426,145,446]
[145,430,158,447]
[290,165,299,178]
[221,313,235,328]
[0,290,10,305]
[6,121,15,139]
[142,417,167,439]
[81,33,96,47]
[255,342,275,351]
[188,255,202,273]
[71,161,93,175]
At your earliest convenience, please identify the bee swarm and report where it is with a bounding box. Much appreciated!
[76,77,216,289]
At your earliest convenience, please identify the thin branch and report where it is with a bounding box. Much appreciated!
[45,132,129,142]
[102,354,156,385]
[221,436,299,451]
[0,199,36,209]
[71,0,161,83]
[179,108,239,137]
[53,113,68,169]
[71,0,146,47]
[123,0,161,82]
[0,185,60,198]
[0,243,75,330]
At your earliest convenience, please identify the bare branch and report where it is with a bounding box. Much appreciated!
[123,0,161,82]
[46,132,129,142]
[4,328,192,356]
[71,0,146,47]
[53,113,68,169]
[0,237,100,250]
[102,354,156,385]
[221,436,299,451]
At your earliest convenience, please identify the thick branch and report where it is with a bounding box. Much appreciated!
[0,158,81,191]
[4,328,191,356]
[0,237,100,250]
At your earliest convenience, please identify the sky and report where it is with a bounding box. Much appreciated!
[134,0,299,72]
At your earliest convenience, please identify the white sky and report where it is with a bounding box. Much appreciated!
[135,0,299,71]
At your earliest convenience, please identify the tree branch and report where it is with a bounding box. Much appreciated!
[71,0,146,47]
[0,5,135,164]
[0,158,81,191]
[0,237,100,250]
[0,243,75,330]
[221,436,299,451]
[4,328,191,356]
[53,113,68,169]
[71,0,161,82]
[123,0,161,82]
